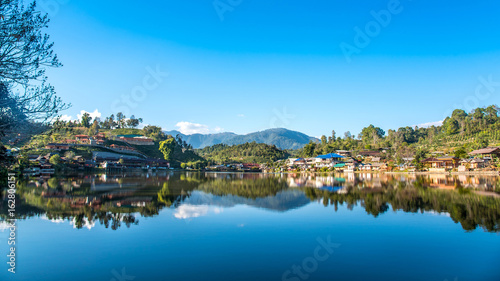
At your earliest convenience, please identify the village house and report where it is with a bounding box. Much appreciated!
[357,150,381,158]
[119,136,154,145]
[94,133,106,140]
[468,147,500,160]
[400,157,415,170]
[288,158,307,169]
[109,144,136,152]
[45,143,70,151]
[315,153,345,168]
[75,134,90,144]
[336,150,351,157]
[422,156,459,172]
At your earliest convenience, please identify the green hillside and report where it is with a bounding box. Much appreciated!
[197,142,290,164]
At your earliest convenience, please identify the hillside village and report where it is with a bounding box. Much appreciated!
[269,147,500,174]
[4,105,500,178]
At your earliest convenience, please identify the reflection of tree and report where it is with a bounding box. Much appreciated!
[157,182,172,206]
[3,174,500,233]
[305,183,500,232]
[197,177,288,199]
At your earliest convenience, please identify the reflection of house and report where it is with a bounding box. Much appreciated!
[427,174,457,189]
[40,164,55,175]
[422,156,459,171]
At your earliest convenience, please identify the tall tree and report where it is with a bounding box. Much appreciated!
[116,112,125,128]
[81,112,92,128]
[159,138,176,161]
[0,0,68,138]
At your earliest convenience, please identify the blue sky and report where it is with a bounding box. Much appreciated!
[40,0,500,137]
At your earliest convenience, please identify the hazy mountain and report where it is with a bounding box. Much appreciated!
[164,128,317,150]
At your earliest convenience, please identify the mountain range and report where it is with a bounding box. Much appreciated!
[163,128,318,150]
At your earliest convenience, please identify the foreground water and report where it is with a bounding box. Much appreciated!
[1,172,499,281]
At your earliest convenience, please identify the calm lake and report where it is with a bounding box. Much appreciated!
[1,172,500,281]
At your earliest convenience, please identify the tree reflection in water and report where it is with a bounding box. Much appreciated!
[1,172,499,232]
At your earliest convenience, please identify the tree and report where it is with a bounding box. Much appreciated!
[126,115,143,128]
[116,112,125,128]
[0,0,69,138]
[413,149,428,170]
[64,150,75,161]
[143,125,163,140]
[454,147,467,159]
[320,135,327,145]
[444,118,459,135]
[360,125,385,147]
[302,141,316,157]
[159,138,176,161]
[81,112,92,128]
[451,109,467,121]
[49,154,61,165]
[89,120,99,135]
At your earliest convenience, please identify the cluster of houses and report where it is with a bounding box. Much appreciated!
[46,133,107,150]
[280,147,500,173]
[421,147,499,173]
[22,151,170,178]
[114,135,154,145]
[23,152,95,177]
[24,132,166,177]
[45,133,149,153]
[206,163,262,172]
[93,152,170,171]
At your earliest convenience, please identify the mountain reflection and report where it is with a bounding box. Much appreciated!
[1,172,499,232]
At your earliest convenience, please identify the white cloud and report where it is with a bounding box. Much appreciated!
[174,205,208,219]
[77,109,102,121]
[416,120,444,128]
[175,122,224,135]
[174,204,223,219]
[176,122,209,134]
[58,115,73,122]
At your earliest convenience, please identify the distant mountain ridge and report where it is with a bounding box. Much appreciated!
[163,128,318,150]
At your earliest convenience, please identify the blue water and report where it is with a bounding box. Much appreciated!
[1,173,499,281]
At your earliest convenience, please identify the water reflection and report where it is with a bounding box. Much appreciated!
[1,172,499,232]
